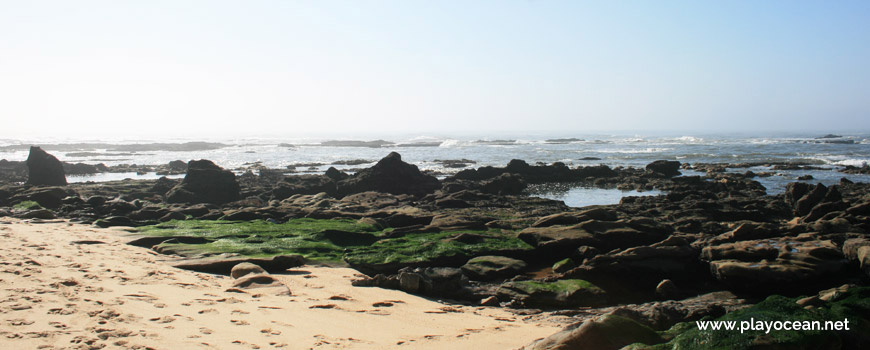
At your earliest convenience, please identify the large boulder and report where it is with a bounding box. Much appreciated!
[702,238,848,294]
[26,146,67,186]
[496,279,607,308]
[522,314,663,350]
[518,219,670,254]
[336,152,440,197]
[645,160,681,177]
[461,255,527,281]
[165,160,241,205]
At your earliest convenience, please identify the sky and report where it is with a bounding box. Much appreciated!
[1,0,869,139]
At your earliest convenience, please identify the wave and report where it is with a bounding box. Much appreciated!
[598,147,674,154]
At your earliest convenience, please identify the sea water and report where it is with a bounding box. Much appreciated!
[2,133,869,206]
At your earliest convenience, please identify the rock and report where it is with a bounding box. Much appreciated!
[230,274,291,296]
[324,167,348,181]
[26,146,67,186]
[480,296,500,306]
[312,230,379,246]
[645,160,681,177]
[655,279,680,300]
[93,216,134,228]
[496,279,607,308]
[522,314,663,350]
[271,175,337,199]
[16,209,56,219]
[393,267,470,298]
[531,208,619,228]
[336,152,440,197]
[165,160,241,205]
[150,176,179,195]
[230,262,267,279]
[62,162,103,175]
[552,258,576,274]
[481,173,527,195]
[461,256,527,281]
[704,239,847,294]
[794,183,827,216]
[16,187,71,209]
[168,160,188,172]
[859,246,870,277]
[564,244,702,292]
[427,214,489,231]
[159,211,187,222]
[518,219,668,254]
[172,254,305,275]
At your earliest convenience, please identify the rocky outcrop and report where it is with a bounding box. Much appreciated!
[702,238,848,294]
[522,314,663,350]
[172,254,305,275]
[165,160,241,205]
[26,146,67,186]
[461,255,527,281]
[336,152,440,197]
[645,160,681,177]
[496,279,607,308]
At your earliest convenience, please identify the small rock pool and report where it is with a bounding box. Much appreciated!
[528,184,664,208]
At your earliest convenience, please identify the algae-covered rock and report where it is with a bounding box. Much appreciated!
[654,286,870,350]
[461,255,527,281]
[497,279,607,308]
[552,258,576,274]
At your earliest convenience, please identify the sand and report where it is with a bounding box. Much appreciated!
[0,218,565,349]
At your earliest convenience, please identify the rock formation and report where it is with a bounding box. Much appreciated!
[26,146,67,186]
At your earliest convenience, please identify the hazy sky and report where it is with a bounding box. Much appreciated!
[1,1,868,139]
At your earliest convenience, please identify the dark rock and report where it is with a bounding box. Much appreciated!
[481,173,527,195]
[655,279,680,300]
[62,162,103,175]
[168,160,188,172]
[271,175,337,199]
[16,187,71,209]
[150,176,179,195]
[552,258,577,274]
[324,167,349,181]
[26,146,67,186]
[312,230,379,246]
[336,152,440,197]
[794,183,827,216]
[165,160,241,205]
[461,256,527,281]
[645,160,681,177]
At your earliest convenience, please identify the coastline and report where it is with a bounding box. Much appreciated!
[0,218,565,349]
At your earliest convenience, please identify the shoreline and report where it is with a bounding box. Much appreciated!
[0,218,565,349]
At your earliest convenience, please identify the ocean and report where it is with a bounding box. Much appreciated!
[2,133,869,206]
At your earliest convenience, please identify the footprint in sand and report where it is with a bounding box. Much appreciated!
[230,319,250,326]
[260,328,281,335]
[7,319,34,326]
[149,316,176,324]
[198,308,219,314]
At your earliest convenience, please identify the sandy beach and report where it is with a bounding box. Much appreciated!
[0,218,565,349]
